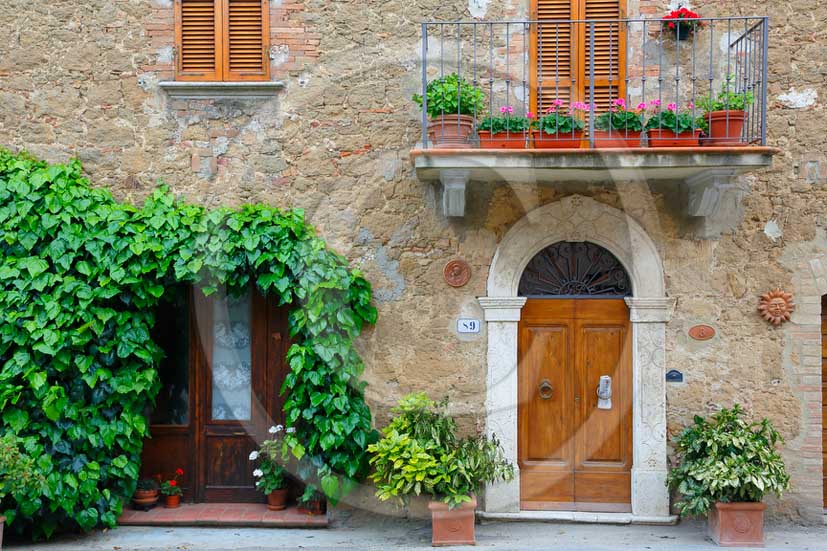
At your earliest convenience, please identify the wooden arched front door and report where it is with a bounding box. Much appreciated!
[517,242,633,512]
[140,285,290,503]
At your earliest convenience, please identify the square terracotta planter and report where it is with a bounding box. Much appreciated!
[428,495,476,547]
[707,502,766,547]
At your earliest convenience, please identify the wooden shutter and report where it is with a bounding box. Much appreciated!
[176,0,222,81]
[580,0,626,114]
[531,0,626,116]
[223,0,270,81]
[176,0,269,82]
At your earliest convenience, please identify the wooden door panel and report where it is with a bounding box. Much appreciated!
[521,326,571,463]
[578,325,626,465]
[203,433,260,502]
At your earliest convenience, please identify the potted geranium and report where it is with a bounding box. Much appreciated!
[477,106,533,149]
[160,468,184,508]
[667,405,790,547]
[413,73,485,148]
[593,98,645,147]
[645,100,705,147]
[368,393,514,546]
[0,434,43,548]
[662,6,704,40]
[251,425,289,511]
[132,477,161,510]
[697,76,755,145]
[533,100,588,148]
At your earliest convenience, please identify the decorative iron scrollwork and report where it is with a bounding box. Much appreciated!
[518,241,632,298]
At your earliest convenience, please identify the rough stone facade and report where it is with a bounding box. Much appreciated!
[1,0,825,523]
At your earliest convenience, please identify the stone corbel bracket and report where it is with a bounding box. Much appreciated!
[440,169,470,217]
[683,169,750,239]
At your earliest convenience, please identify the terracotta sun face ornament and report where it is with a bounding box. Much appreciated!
[758,289,795,326]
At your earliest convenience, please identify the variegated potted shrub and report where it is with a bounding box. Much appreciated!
[667,405,790,547]
[368,393,513,547]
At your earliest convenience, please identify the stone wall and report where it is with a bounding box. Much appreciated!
[1,0,825,522]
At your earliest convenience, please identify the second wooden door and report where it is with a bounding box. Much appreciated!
[518,298,632,512]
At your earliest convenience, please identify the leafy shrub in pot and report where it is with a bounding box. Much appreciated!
[368,393,514,546]
[413,73,485,148]
[667,405,790,546]
[697,77,755,145]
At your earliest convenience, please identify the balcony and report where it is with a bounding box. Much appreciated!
[410,17,776,234]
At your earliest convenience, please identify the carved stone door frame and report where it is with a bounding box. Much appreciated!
[479,195,675,523]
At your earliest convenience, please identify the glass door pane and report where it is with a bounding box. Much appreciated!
[210,288,252,421]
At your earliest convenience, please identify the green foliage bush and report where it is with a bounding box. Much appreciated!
[0,149,377,538]
[368,393,513,508]
[667,404,791,517]
[412,73,486,119]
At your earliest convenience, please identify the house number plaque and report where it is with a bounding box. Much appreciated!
[688,324,716,341]
[456,319,481,334]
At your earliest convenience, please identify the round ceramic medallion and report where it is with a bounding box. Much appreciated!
[758,289,795,326]
[733,513,752,534]
[443,259,471,288]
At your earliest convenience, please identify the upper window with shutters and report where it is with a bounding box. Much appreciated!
[175,0,270,82]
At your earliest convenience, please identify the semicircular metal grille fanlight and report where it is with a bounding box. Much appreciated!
[518,241,632,298]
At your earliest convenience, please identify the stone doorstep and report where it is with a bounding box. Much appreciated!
[118,503,328,528]
[478,511,679,526]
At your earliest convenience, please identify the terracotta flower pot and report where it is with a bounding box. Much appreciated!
[0,514,5,550]
[428,495,477,547]
[133,489,160,510]
[533,130,584,149]
[426,115,475,149]
[592,130,642,148]
[477,130,527,149]
[707,502,766,547]
[164,494,181,509]
[703,110,747,145]
[266,488,289,511]
[647,129,701,147]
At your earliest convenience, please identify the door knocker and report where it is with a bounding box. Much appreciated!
[538,379,553,400]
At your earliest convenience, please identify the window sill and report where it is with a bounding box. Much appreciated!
[158,81,285,99]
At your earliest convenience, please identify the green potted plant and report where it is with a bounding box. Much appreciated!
[593,98,645,147]
[667,405,791,547]
[368,393,514,546]
[644,100,705,147]
[697,77,755,145]
[533,100,587,148]
[662,6,704,41]
[477,106,533,149]
[0,434,43,547]
[298,485,327,516]
[160,468,184,508]
[132,477,161,510]
[413,73,485,148]
[251,425,289,510]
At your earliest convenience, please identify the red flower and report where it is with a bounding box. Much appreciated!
[668,22,675,29]
[176,468,184,476]
[169,480,177,487]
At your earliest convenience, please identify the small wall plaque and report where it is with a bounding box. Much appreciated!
[457,319,481,334]
[688,324,716,341]
[666,370,684,383]
[444,259,471,287]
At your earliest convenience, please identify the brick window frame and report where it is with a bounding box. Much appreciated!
[175,0,270,82]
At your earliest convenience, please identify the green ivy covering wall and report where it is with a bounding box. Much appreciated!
[0,149,378,538]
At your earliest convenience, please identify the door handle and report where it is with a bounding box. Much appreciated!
[538,379,553,400]
[232,431,247,436]
[596,375,612,410]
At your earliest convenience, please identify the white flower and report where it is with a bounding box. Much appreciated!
[268,425,283,434]
[253,469,263,478]
[286,427,296,434]
[248,451,259,461]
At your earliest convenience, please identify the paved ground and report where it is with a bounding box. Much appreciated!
[5,510,826,551]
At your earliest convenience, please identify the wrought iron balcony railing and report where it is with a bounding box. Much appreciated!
[418,17,768,149]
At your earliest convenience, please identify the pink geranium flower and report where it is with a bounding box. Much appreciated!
[667,103,677,111]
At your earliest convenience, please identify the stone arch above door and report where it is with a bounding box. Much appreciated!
[479,195,676,523]
[488,195,665,299]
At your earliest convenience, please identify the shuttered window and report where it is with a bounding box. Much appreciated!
[531,0,626,116]
[176,0,270,82]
